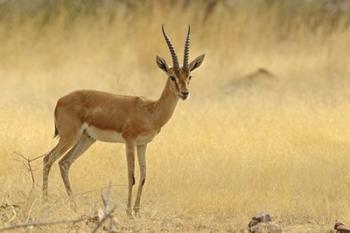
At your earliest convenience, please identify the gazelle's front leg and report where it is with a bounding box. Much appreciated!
[133,144,147,215]
[125,140,136,217]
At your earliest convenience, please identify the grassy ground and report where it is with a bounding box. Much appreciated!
[0,1,350,232]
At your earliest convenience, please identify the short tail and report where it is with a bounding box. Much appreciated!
[53,106,59,138]
[54,123,59,138]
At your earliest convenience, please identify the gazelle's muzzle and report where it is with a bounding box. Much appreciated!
[178,90,189,100]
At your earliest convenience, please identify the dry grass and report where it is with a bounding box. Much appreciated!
[1,0,350,232]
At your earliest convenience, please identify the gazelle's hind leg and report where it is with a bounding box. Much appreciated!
[43,138,76,200]
[59,133,95,196]
[42,109,82,200]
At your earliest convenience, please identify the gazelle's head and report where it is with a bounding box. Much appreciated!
[156,25,205,100]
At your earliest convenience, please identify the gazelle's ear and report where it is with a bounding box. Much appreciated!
[189,54,205,71]
[156,56,169,73]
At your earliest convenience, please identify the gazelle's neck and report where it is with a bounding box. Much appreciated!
[153,79,179,128]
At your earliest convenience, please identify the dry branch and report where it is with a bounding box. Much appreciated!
[0,181,119,233]
[91,207,116,233]
[12,149,122,232]
[0,216,88,232]
[92,182,118,233]
[13,151,46,188]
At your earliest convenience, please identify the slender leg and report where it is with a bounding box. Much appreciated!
[133,144,147,216]
[43,109,82,201]
[43,140,75,201]
[125,140,136,217]
[58,133,95,196]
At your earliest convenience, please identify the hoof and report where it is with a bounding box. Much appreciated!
[42,197,48,204]
[126,209,133,219]
[42,192,48,203]
[68,199,78,212]
[133,207,140,217]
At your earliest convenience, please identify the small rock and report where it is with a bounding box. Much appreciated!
[248,212,282,233]
[253,212,272,223]
[249,222,282,233]
[248,212,272,228]
[335,222,350,233]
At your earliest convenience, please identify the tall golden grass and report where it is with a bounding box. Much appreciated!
[1,1,350,231]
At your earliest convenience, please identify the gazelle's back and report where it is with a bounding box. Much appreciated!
[55,90,153,136]
[57,90,147,110]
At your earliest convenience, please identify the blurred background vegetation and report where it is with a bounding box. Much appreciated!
[1,0,350,33]
[1,0,350,104]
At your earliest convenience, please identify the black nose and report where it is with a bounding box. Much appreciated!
[181,91,189,97]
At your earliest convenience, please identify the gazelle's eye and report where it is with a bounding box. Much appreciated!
[170,76,176,82]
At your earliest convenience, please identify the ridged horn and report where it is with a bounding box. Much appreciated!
[162,25,179,70]
[183,25,190,70]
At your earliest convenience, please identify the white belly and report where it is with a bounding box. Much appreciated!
[136,134,155,144]
[84,125,125,143]
[82,124,158,145]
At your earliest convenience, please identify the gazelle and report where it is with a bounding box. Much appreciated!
[42,25,205,216]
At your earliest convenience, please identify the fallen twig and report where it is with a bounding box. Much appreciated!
[92,182,117,233]
[8,156,120,233]
[0,216,88,232]
[91,207,117,233]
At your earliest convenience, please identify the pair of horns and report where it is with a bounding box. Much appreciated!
[162,25,190,71]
